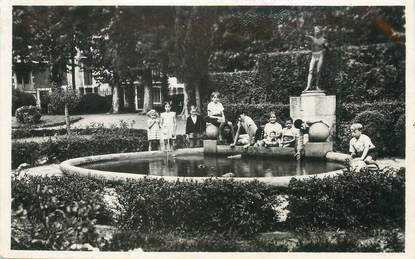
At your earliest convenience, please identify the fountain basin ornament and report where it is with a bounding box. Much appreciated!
[309,121,330,142]
[205,124,219,139]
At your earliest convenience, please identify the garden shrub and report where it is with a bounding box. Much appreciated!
[208,43,404,104]
[15,105,42,124]
[48,89,81,115]
[75,94,112,114]
[393,114,405,156]
[12,127,148,168]
[11,174,110,250]
[105,228,404,252]
[12,89,36,115]
[287,167,405,230]
[115,178,284,237]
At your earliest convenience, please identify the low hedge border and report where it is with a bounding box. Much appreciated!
[12,166,405,251]
[12,116,83,130]
[12,128,148,169]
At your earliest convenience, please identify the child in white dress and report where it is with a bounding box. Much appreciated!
[160,102,177,151]
[146,109,161,151]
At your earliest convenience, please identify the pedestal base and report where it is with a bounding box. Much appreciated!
[203,140,217,154]
[304,142,333,158]
[301,89,326,96]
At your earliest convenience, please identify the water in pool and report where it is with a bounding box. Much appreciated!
[81,154,344,177]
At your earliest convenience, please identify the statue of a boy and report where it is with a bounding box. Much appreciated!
[304,26,328,92]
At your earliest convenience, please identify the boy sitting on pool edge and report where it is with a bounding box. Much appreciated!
[349,123,379,168]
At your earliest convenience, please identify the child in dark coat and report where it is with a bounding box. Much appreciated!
[186,105,205,148]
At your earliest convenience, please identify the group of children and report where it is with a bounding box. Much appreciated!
[147,91,378,167]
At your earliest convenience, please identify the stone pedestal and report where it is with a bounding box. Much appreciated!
[290,92,336,141]
[203,140,217,154]
[304,142,333,158]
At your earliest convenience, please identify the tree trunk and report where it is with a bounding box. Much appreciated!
[195,82,201,110]
[71,55,76,90]
[65,104,71,135]
[112,84,120,113]
[142,70,153,113]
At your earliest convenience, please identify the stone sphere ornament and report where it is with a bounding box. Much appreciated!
[308,121,330,142]
[205,124,219,139]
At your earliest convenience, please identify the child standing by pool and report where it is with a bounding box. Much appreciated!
[160,102,177,151]
[349,123,379,167]
[206,91,234,143]
[186,105,205,148]
[146,109,161,151]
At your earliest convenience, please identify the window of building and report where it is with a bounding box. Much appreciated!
[85,87,93,94]
[16,68,30,85]
[83,70,93,86]
[152,87,161,104]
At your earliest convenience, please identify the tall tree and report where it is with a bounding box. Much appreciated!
[174,6,217,115]
[88,6,174,113]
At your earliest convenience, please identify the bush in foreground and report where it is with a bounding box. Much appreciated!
[11,174,110,250]
[115,178,285,237]
[15,105,42,124]
[12,89,36,115]
[287,167,405,230]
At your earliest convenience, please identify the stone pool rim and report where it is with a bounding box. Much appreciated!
[59,148,350,187]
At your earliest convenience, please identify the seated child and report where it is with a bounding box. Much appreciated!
[281,118,296,148]
[264,131,279,147]
[185,105,205,148]
[253,117,266,147]
[205,91,235,143]
[349,123,379,167]
[230,112,258,149]
[264,112,282,142]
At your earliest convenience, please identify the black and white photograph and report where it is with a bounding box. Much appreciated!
[0,1,413,258]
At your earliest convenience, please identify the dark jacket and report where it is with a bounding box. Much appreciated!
[186,115,206,134]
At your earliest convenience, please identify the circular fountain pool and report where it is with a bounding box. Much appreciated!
[60,148,348,186]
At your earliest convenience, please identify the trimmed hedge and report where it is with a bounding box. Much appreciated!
[74,94,112,114]
[11,167,405,251]
[115,178,285,237]
[335,101,405,156]
[208,43,404,104]
[287,167,405,230]
[12,128,148,169]
[12,174,108,250]
[105,228,404,252]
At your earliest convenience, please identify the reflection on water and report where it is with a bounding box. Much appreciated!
[82,154,344,178]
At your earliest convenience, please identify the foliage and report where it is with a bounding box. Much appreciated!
[12,89,36,115]
[352,110,388,156]
[48,88,81,115]
[222,103,290,124]
[75,94,112,114]
[208,43,404,104]
[210,6,404,72]
[12,123,148,168]
[286,167,405,231]
[393,114,405,156]
[334,101,405,156]
[15,105,42,124]
[11,174,109,250]
[115,178,283,237]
